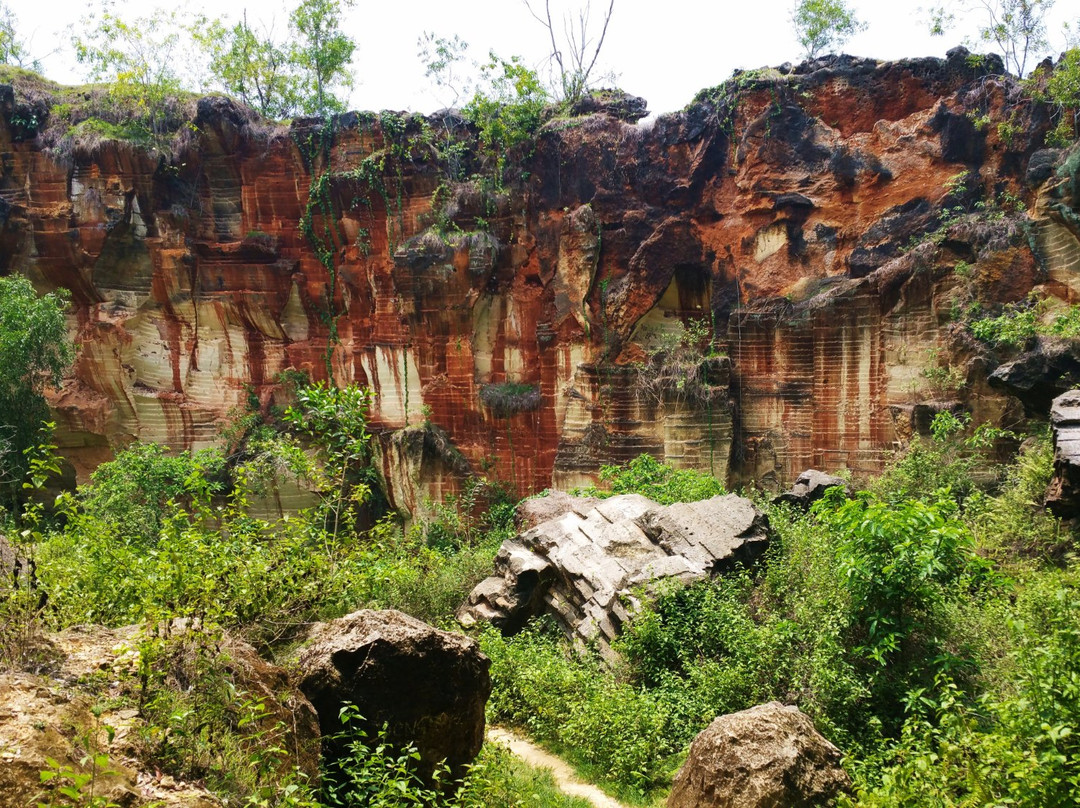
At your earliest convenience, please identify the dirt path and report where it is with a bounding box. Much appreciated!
[485,727,633,808]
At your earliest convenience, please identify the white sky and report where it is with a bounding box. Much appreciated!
[13,0,1080,116]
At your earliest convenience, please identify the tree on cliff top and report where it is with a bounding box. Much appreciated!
[0,276,72,504]
[928,0,1055,76]
[73,6,187,135]
[289,0,356,116]
[0,3,36,70]
[196,12,301,120]
[522,0,616,106]
[791,0,866,59]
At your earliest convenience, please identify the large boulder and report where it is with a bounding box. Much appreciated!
[668,702,850,808]
[458,493,769,657]
[989,338,1080,417]
[773,470,850,509]
[295,609,490,782]
[1048,389,1080,517]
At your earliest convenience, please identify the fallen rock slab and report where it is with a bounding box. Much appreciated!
[458,493,769,656]
[296,609,491,782]
[668,702,850,808]
[1048,389,1080,518]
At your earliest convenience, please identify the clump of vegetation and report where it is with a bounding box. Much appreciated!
[970,294,1080,347]
[579,452,725,505]
[479,382,542,416]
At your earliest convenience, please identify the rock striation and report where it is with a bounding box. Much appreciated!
[0,53,1076,510]
[295,609,491,782]
[458,493,768,655]
[1048,389,1080,517]
[668,702,850,808]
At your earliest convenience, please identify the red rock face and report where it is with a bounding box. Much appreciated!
[1,53,1074,511]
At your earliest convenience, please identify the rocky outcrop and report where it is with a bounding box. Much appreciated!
[989,338,1080,417]
[667,702,850,808]
[458,493,768,656]
[0,622,318,808]
[773,469,851,509]
[0,53,1075,510]
[295,609,490,782]
[1048,389,1080,517]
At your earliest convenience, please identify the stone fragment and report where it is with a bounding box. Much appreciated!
[773,469,851,509]
[458,494,769,656]
[295,609,490,782]
[668,702,850,808]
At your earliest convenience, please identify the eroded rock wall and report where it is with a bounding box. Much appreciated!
[1,51,1076,511]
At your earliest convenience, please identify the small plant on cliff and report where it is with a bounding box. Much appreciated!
[478,382,542,417]
[791,0,866,59]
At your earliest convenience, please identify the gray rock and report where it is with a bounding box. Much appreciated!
[296,609,490,782]
[773,469,851,509]
[458,494,769,657]
[1048,389,1080,518]
[515,490,600,531]
[668,702,850,808]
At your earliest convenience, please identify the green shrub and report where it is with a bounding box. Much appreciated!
[580,453,725,505]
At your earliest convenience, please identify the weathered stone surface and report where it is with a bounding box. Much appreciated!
[668,702,850,808]
[515,490,601,531]
[0,54,1072,511]
[0,621,317,808]
[458,493,768,656]
[1048,389,1080,517]
[773,469,851,509]
[989,338,1080,417]
[295,609,490,781]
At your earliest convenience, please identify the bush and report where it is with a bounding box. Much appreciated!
[580,453,725,505]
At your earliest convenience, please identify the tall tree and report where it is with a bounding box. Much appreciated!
[0,2,35,70]
[289,0,356,116]
[197,12,300,120]
[791,0,866,59]
[0,276,72,505]
[929,0,1055,76]
[73,6,186,134]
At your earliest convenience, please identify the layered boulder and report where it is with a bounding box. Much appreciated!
[668,702,850,808]
[458,493,769,656]
[295,609,491,782]
[1048,389,1080,517]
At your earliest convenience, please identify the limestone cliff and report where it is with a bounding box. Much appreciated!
[0,50,1077,512]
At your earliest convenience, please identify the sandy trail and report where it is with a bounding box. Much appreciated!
[485,726,634,808]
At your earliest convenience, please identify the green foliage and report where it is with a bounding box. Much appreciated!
[79,443,225,545]
[463,53,547,186]
[1032,48,1080,145]
[0,2,35,70]
[928,0,1054,76]
[288,0,356,116]
[817,492,987,713]
[326,705,592,807]
[580,453,725,505]
[36,710,120,808]
[970,295,1080,347]
[791,0,866,59]
[0,275,72,506]
[282,382,376,539]
[196,13,300,119]
[481,621,679,795]
[72,6,187,136]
